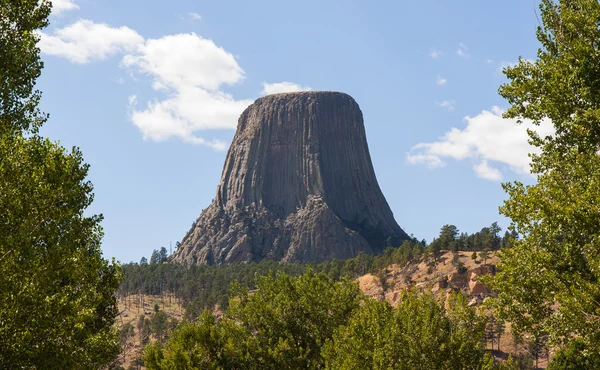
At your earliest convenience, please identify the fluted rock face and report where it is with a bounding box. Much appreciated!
[173,91,408,265]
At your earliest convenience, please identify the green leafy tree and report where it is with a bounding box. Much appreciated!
[548,338,600,369]
[224,270,363,369]
[486,0,600,355]
[144,310,237,370]
[0,0,49,134]
[0,0,122,368]
[145,270,363,369]
[323,290,487,370]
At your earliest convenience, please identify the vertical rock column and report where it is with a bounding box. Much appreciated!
[172,91,409,266]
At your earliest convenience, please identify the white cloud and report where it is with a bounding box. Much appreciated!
[188,12,202,21]
[39,20,144,63]
[406,106,554,180]
[39,20,309,150]
[261,81,312,95]
[436,76,448,86]
[473,160,502,181]
[50,0,79,15]
[456,42,470,58]
[436,100,455,111]
[122,33,245,91]
[429,48,443,59]
[405,153,445,169]
[123,33,254,148]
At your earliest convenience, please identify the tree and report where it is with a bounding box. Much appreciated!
[151,311,169,343]
[429,238,442,263]
[159,246,168,261]
[322,291,487,370]
[0,0,49,134]
[150,249,161,265]
[438,224,459,251]
[489,222,502,250]
[144,310,236,370]
[140,318,152,346]
[224,270,363,369]
[145,270,363,369]
[480,249,490,266]
[548,338,600,369]
[0,1,122,368]
[487,0,600,357]
[140,256,148,265]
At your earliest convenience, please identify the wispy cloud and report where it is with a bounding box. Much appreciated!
[436,100,455,111]
[436,77,448,86]
[188,12,202,21]
[429,48,443,59]
[456,42,470,58]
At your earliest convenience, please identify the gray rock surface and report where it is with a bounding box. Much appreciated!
[172,91,409,265]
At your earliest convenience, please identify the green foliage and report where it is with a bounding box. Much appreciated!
[0,1,122,367]
[225,270,363,369]
[151,311,169,343]
[323,290,487,370]
[143,310,234,370]
[429,223,508,258]
[120,240,428,318]
[150,247,168,265]
[481,354,521,370]
[138,316,152,346]
[121,220,507,321]
[144,270,363,369]
[487,0,600,349]
[0,0,50,134]
[0,135,122,368]
[480,249,490,266]
[548,338,600,369]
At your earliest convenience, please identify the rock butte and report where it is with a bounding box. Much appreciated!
[173,91,409,265]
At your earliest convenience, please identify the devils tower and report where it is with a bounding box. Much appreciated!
[172,91,409,265]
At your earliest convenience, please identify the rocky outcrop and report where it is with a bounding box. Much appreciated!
[172,91,409,265]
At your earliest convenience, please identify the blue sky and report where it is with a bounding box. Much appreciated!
[38,0,548,263]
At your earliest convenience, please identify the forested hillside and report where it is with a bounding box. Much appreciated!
[119,222,511,318]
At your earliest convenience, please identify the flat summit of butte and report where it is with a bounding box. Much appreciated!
[173,91,409,266]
